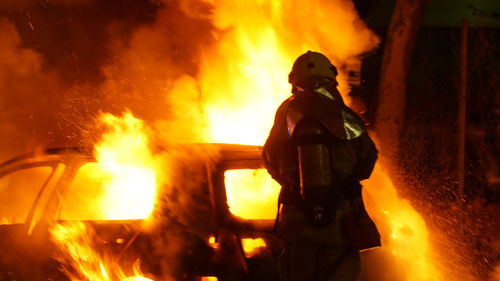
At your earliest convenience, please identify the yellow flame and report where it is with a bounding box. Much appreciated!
[242,238,267,256]
[224,169,280,219]
[201,277,218,281]
[91,112,157,220]
[59,162,156,220]
[194,0,379,145]
[362,165,442,280]
[208,236,218,248]
[201,25,291,145]
[51,112,158,280]
[51,222,153,281]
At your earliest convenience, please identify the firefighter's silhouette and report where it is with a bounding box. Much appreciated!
[263,51,380,281]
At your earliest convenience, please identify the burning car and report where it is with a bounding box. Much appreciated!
[0,144,281,281]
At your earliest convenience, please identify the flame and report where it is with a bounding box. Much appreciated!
[208,236,268,254]
[201,27,291,145]
[241,238,267,257]
[195,0,379,145]
[51,222,153,281]
[91,112,157,220]
[208,236,218,248]
[201,277,218,281]
[52,112,158,280]
[58,111,158,221]
[59,162,156,220]
[224,169,280,219]
[363,165,442,280]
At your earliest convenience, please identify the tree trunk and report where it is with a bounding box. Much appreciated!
[374,0,429,169]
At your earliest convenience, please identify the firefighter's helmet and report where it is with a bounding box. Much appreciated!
[288,51,338,87]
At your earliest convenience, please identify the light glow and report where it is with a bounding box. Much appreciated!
[242,238,267,257]
[201,277,218,281]
[224,169,280,219]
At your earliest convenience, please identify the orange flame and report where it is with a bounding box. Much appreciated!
[190,0,379,145]
[241,238,267,257]
[59,112,157,221]
[362,165,442,280]
[52,112,158,280]
[200,277,218,281]
[92,112,157,220]
[224,169,280,219]
[51,222,153,281]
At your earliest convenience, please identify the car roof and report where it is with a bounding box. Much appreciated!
[0,143,265,176]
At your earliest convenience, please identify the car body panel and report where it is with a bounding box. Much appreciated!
[0,144,280,280]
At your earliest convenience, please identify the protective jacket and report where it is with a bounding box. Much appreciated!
[263,84,380,250]
[264,84,377,198]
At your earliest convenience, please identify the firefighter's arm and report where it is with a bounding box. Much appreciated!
[262,99,294,186]
[262,136,281,183]
[352,132,378,181]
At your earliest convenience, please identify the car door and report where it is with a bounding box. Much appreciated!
[0,160,66,280]
[206,144,281,281]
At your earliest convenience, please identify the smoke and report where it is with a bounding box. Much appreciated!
[0,18,66,160]
[0,0,95,10]
[148,143,220,279]
[0,1,216,161]
[97,4,217,143]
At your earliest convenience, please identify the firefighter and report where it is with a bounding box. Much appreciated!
[263,51,380,281]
